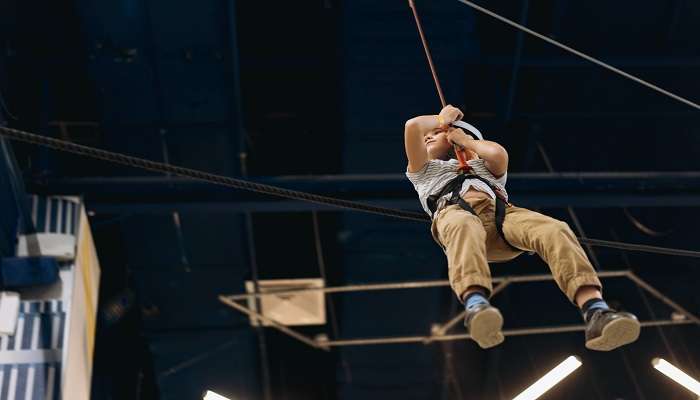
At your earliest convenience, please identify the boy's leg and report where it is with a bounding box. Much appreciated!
[500,206,601,301]
[432,204,493,300]
[433,204,503,349]
[501,205,640,351]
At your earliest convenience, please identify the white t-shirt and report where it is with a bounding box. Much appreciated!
[405,158,509,217]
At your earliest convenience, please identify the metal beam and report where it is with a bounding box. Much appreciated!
[319,319,695,347]
[223,270,628,301]
[226,1,274,396]
[32,171,700,213]
[219,269,700,349]
[218,295,324,351]
[626,272,700,326]
[76,196,700,214]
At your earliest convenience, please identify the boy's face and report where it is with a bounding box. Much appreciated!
[424,128,478,161]
[424,128,451,160]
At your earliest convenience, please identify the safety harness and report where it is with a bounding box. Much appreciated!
[426,171,522,252]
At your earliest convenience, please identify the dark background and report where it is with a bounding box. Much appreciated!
[1,0,699,399]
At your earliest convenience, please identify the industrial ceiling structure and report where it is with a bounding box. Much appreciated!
[1,0,699,399]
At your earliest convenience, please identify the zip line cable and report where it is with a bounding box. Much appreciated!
[401,1,700,258]
[1,125,699,259]
[454,0,700,111]
[0,125,427,222]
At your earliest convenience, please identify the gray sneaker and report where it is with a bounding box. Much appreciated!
[584,309,640,351]
[464,303,504,349]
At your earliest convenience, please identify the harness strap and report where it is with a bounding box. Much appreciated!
[451,181,476,216]
[427,174,472,218]
[428,172,522,252]
[494,195,520,252]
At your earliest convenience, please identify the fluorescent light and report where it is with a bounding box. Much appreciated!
[512,355,582,400]
[203,391,232,400]
[652,358,700,396]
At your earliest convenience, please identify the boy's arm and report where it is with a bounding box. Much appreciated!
[404,115,438,173]
[405,105,464,173]
[447,129,509,177]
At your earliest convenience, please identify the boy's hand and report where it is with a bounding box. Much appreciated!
[446,127,471,147]
[437,105,463,128]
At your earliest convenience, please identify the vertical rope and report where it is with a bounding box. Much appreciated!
[454,0,700,111]
[407,0,468,168]
[407,0,446,108]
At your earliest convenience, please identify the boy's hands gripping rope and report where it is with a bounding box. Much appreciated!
[446,127,473,148]
[436,105,463,130]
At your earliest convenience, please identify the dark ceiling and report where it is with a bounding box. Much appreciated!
[1,0,699,399]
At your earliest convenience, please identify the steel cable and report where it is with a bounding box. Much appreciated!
[2,125,699,259]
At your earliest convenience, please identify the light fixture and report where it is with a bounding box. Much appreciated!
[652,358,700,396]
[512,355,582,400]
[203,391,232,400]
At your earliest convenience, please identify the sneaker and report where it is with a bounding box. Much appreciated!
[464,303,504,349]
[584,309,640,351]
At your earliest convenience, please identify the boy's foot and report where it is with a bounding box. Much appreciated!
[584,309,640,351]
[464,304,504,349]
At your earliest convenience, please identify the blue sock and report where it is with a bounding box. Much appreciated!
[465,292,489,311]
[582,298,610,322]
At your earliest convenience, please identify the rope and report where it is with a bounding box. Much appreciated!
[454,0,700,111]
[407,0,446,108]
[406,0,469,169]
[2,125,700,259]
[0,125,427,222]
[577,237,700,259]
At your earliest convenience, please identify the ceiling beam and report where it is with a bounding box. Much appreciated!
[31,172,700,213]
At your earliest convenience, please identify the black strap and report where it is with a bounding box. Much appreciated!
[428,172,522,252]
[495,196,521,252]
[452,184,476,216]
[427,174,477,217]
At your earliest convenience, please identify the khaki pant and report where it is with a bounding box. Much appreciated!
[431,197,602,303]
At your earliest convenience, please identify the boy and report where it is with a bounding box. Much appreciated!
[404,105,640,350]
